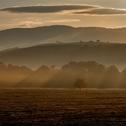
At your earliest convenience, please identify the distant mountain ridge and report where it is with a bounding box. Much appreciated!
[0,25,126,49]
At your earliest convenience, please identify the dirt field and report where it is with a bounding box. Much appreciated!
[0,89,126,126]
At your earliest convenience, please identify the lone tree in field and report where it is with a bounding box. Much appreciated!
[74,78,86,89]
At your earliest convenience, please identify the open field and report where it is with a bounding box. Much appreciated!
[0,89,126,126]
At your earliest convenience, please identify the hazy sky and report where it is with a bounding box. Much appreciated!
[0,0,126,30]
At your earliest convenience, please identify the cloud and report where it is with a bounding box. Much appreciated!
[18,20,43,28]
[1,5,95,13]
[0,5,126,30]
[74,8,126,15]
[48,19,80,23]
[2,4,126,16]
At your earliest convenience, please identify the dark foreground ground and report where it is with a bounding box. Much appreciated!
[0,89,126,126]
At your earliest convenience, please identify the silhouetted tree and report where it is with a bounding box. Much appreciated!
[96,40,100,43]
[74,78,86,89]
[120,68,126,88]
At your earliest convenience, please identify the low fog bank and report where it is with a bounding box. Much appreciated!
[0,61,126,89]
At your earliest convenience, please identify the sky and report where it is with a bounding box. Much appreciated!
[0,0,126,30]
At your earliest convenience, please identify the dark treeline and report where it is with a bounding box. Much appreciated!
[0,61,126,88]
[44,61,125,88]
[0,63,32,87]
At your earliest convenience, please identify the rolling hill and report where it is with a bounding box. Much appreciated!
[0,42,126,69]
[0,25,126,49]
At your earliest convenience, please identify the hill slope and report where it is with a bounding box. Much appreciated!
[0,42,126,69]
[0,25,126,49]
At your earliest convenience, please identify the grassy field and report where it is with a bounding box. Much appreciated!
[0,89,126,126]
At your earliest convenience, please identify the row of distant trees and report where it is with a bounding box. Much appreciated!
[0,61,126,88]
[45,61,126,88]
